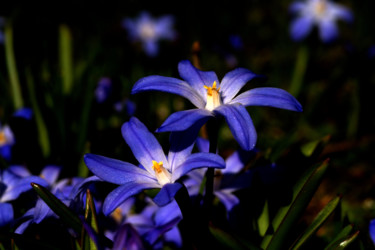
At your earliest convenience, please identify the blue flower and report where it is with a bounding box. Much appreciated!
[370,219,375,245]
[0,124,15,161]
[84,117,225,216]
[95,77,112,103]
[132,60,302,150]
[122,11,176,57]
[289,0,353,43]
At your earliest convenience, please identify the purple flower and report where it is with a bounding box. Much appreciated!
[84,117,225,216]
[95,77,112,103]
[122,12,176,57]
[289,0,353,43]
[370,219,375,245]
[132,60,302,150]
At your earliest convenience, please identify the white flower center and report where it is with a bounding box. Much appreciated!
[152,160,171,186]
[140,22,156,40]
[204,81,222,111]
[314,0,327,17]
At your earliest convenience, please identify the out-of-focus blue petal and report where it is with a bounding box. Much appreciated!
[0,203,13,227]
[318,19,338,43]
[84,154,155,185]
[230,87,303,111]
[223,149,256,174]
[15,218,32,234]
[153,182,182,207]
[178,60,219,100]
[290,16,314,41]
[331,4,353,22]
[156,109,212,133]
[214,190,240,213]
[154,200,181,226]
[13,107,33,120]
[7,165,31,178]
[155,15,176,40]
[172,153,225,182]
[122,117,169,173]
[0,145,12,161]
[214,104,257,151]
[196,137,210,153]
[40,165,61,185]
[33,199,54,224]
[168,121,202,172]
[369,219,375,245]
[103,181,159,216]
[69,176,101,200]
[144,216,181,245]
[143,39,158,57]
[289,2,306,13]
[1,176,49,202]
[164,226,183,248]
[113,223,145,250]
[132,75,205,109]
[220,68,259,104]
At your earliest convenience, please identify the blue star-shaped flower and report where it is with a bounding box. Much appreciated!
[83,117,225,215]
[122,11,176,57]
[289,0,353,43]
[132,60,302,150]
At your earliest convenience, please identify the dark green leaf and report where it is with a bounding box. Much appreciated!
[209,225,259,250]
[325,224,353,250]
[325,230,359,250]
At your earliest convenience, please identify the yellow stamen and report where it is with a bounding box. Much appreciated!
[152,160,171,186]
[0,131,7,146]
[315,0,327,16]
[204,81,222,111]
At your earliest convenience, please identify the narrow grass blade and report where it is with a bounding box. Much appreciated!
[82,189,98,250]
[324,224,353,250]
[325,230,359,250]
[59,24,73,95]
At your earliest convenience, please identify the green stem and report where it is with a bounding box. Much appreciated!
[59,24,73,95]
[4,21,23,110]
[289,45,309,98]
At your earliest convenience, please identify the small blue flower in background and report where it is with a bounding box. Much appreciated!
[132,60,302,150]
[289,0,353,43]
[84,117,225,216]
[0,124,15,161]
[0,17,4,44]
[114,99,136,117]
[95,77,112,103]
[13,107,33,120]
[122,11,177,57]
[370,219,375,245]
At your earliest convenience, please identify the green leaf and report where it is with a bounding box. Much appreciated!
[209,225,259,250]
[300,135,331,157]
[31,182,82,234]
[257,200,270,237]
[82,189,99,250]
[59,24,74,95]
[261,159,329,249]
[291,195,341,249]
[325,224,353,250]
[325,230,359,250]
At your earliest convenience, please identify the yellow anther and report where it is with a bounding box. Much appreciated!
[204,81,220,96]
[0,131,6,145]
[204,81,222,111]
[152,160,164,173]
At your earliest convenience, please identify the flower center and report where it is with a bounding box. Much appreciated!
[0,131,7,147]
[314,0,327,17]
[204,81,222,111]
[140,22,156,40]
[152,160,171,186]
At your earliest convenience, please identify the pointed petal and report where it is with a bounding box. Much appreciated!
[318,20,338,43]
[113,224,145,250]
[131,75,205,108]
[0,203,13,227]
[168,121,203,172]
[1,176,49,202]
[223,149,256,174]
[214,190,239,213]
[289,2,306,13]
[290,16,314,41]
[122,117,169,173]
[143,39,158,57]
[40,165,61,185]
[178,60,219,100]
[145,216,181,245]
[220,68,260,104]
[172,153,225,182]
[157,109,212,133]
[33,199,54,224]
[103,181,159,216]
[230,87,302,111]
[153,182,182,206]
[214,104,257,151]
[84,154,155,185]
[330,4,353,22]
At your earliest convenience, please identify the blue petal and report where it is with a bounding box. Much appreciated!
[131,75,205,108]
[230,87,303,111]
[214,190,239,213]
[156,109,212,133]
[171,153,225,182]
[103,181,159,216]
[1,176,49,202]
[113,224,144,250]
[40,165,61,185]
[154,200,182,226]
[155,15,176,40]
[220,68,260,104]
[370,219,375,245]
[84,154,155,185]
[122,117,169,173]
[143,39,159,57]
[168,121,203,172]
[0,145,12,161]
[144,216,181,245]
[178,60,219,101]
[13,107,33,120]
[196,137,210,153]
[0,203,13,227]
[289,2,306,13]
[318,20,338,43]
[153,182,182,206]
[290,16,314,41]
[7,165,31,178]
[33,199,54,224]
[223,149,256,174]
[214,104,257,151]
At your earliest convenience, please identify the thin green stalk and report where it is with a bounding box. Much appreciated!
[289,45,309,98]
[59,24,73,95]
[4,21,23,110]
